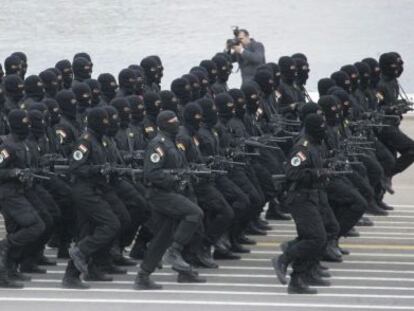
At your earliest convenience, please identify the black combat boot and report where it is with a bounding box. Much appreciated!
[177,270,207,283]
[84,264,113,281]
[134,269,162,290]
[288,273,317,294]
[164,243,191,272]
[271,254,290,285]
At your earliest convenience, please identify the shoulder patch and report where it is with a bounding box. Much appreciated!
[302,140,308,147]
[150,153,161,163]
[145,127,155,133]
[1,149,10,159]
[78,144,88,154]
[291,156,301,167]
[176,143,186,151]
[56,129,67,138]
[155,146,164,157]
[73,150,84,161]
[193,137,199,146]
[297,151,307,161]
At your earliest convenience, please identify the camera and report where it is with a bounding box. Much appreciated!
[226,26,241,50]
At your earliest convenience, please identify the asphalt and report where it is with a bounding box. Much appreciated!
[1,117,414,311]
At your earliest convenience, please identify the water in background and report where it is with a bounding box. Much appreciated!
[0,0,413,93]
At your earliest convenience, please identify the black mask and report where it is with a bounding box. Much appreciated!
[8,109,30,140]
[379,53,399,79]
[241,82,260,114]
[200,60,218,85]
[11,52,27,79]
[212,55,230,83]
[279,56,297,84]
[214,93,235,120]
[118,68,137,95]
[72,57,91,81]
[293,57,310,86]
[190,68,210,98]
[24,75,45,101]
[183,102,203,133]
[300,103,321,122]
[5,55,22,76]
[140,57,159,85]
[72,82,92,113]
[340,65,360,92]
[228,88,246,119]
[127,95,145,123]
[332,89,351,119]
[149,55,163,84]
[98,73,118,101]
[362,58,381,88]
[160,90,179,115]
[330,71,352,94]
[182,74,201,101]
[304,113,326,143]
[254,70,274,95]
[43,98,61,126]
[144,92,161,118]
[87,107,109,137]
[111,98,131,129]
[317,78,336,97]
[28,109,46,138]
[39,70,59,98]
[318,95,339,126]
[171,78,192,106]
[4,74,24,103]
[55,59,73,89]
[56,90,77,120]
[198,98,217,128]
[103,106,120,137]
[354,62,371,90]
[157,110,180,138]
[84,79,101,107]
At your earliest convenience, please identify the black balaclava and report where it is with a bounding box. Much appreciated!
[43,98,61,126]
[28,109,46,138]
[278,56,297,84]
[171,78,192,106]
[182,73,201,100]
[183,102,203,133]
[55,59,73,89]
[331,89,352,118]
[299,102,321,122]
[47,67,63,90]
[140,56,159,85]
[74,52,93,76]
[391,52,404,78]
[111,97,131,129]
[9,109,30,140]
[11,52,27,79]
[291,53,307,62]
[317,78,336,96]
[24,75,45,101]
[56,89,77,120]
[340,65,360,92]
[72,82,92,114]
[127,95,145,123]
[190,67,209,97]
[5,55,22,76]
[157,110,180,138]
[118,68,137,95]
[103,105,120,137]
[10,110,27,137]
[28,102,49,125]
[212,55,230,83]
[98,73,118,101]
[214,93,235,120]
[144,91,161,118]
[293,57,310,86]
[160,90,179,114]
[362,57,381,88]
[200,60,218,85]
[254,70,274,95]
[84,79,101,107]
[4,74,24,103]
[379,52,399,79]
[72,57,91,81]
[87,107,109,138]
[354,62,371,90]
[318,95,339,126]
[149,55,164,85]
[241,81,260,114]
[198,98,217,128]
[39,69,59,98]
[330,71,352,93]
[304,113,326,144]
[228,88,246,119]
[266,62,281,88]
[127,65,145,95]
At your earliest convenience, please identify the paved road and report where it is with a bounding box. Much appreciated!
[1,118,414,311]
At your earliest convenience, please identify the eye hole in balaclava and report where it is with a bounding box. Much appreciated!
[72,57,91,81]
[254,70,274,96]
[200,60,218,85]
[198,98,217,128]
[72,82,91,113]
[330,71,352,94]
[56,89,77,120]
[278,56,297,84]
[24,75,45,101]
[228,88,246,119]
[182,73,201,101]
[340,65,360,92]
[144,91,161,118]
[160,90,179,114]
[111,97,131,128]
[84,78,101,107]
[39,69,59,98]
[183,102,203,132]
[127,95,145,123]
[171,78,192,106]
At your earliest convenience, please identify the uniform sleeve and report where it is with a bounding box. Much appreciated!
[0,146,17,181]
[143,143,176,191]
[286,146,317,186]
[55,125,76,157]
[68,138,96,177]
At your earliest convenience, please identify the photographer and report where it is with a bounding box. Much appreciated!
[227,28,266,83]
